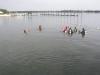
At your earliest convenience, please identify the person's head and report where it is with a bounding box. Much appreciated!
[75,27,77,29]
[83,27,85,29]
[82,28,85,31]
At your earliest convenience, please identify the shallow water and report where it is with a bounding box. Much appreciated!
[0,13,100,75]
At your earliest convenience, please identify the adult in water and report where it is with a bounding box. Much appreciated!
[68,27,73,34]
[79,28,85,38]
[39,25,42,31]
[24,29,27,34]
[67,27,73,37]
[62,26,68,33]
[73,27,77,33]
[81,28,85,37]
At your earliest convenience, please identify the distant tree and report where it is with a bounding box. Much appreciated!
[0,9,9,14]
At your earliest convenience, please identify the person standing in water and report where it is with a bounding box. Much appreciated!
[81,28,85,37]
[73,27,77,33]
[39,25,42,31]
[24,29,27,34]
[81,28,85,34]
[68,27,73,34]
[79,28,85,38]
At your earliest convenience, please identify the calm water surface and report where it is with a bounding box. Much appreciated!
[0,13,100,75]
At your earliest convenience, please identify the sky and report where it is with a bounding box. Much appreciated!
[0,0,100,11]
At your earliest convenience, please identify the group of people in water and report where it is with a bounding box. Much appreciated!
[24,25,86,37]
[62,26,85,37]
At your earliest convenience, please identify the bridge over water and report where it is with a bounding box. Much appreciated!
[9,10,84,16]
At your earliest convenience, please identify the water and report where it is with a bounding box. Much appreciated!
[0,13,100,75]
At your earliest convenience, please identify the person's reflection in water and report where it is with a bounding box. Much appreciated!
[68,33,73,37]
[39,25,42,31]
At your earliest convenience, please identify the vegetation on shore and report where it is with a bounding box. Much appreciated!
[0,9,9,14]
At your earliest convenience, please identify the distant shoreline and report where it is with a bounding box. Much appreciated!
[9,10,100,13]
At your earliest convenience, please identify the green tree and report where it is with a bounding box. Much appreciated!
[0,9,9,14]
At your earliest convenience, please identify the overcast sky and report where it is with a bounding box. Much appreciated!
[0,0,100,10]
